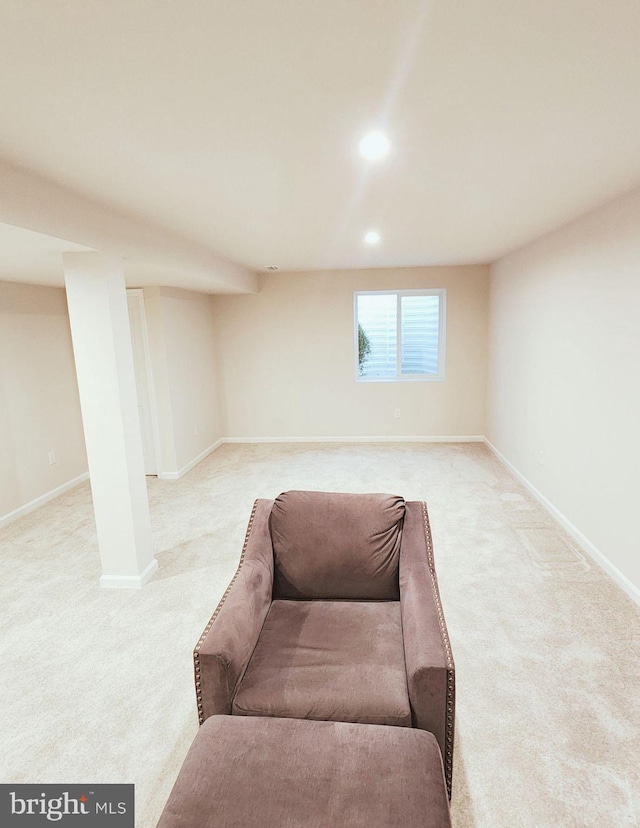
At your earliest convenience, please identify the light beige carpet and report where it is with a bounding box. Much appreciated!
[1,443,639,827]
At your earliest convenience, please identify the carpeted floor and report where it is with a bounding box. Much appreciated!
[1,442,639,827]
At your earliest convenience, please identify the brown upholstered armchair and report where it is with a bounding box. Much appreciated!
[193,491,455,795]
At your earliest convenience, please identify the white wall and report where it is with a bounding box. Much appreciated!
[0,280,225,519]
[488,186,640,596]
[0,281,87,519]
[211,266,489,439]
[144,287,224,475]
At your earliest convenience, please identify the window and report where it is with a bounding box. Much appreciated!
[354,289,446,381]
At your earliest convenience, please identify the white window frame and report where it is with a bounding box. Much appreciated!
[354,288,446,383]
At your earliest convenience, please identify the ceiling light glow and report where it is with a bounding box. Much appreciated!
[358,130,390,161]
[364,230,381,245]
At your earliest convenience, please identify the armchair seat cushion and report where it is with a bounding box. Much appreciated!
[232,599,411,727]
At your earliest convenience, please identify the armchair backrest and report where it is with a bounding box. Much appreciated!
[269,490,405,600]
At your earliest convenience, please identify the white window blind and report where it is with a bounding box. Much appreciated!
[355,289,445,381]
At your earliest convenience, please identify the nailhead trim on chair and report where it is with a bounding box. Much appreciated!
[193,499,259,725]
[421,500,455,799]
[193,497,455,797]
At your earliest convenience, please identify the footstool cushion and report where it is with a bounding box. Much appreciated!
[157,715,452,828]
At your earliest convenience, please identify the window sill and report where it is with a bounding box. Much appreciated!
[355,374,445,383]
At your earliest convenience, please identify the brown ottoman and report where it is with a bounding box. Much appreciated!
[157,715,452,828]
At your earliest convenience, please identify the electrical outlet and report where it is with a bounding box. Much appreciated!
[538,449,545,467]
[48,450,56,465]
[194,425,199,436]
[393,409,401,418]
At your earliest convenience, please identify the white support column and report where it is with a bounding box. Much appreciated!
[63,252,157,588]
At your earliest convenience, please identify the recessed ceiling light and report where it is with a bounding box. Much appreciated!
[358,131,390,161]
[364,230,381,245]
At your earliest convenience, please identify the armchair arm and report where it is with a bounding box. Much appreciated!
[194,499,274,725]
[400,501,455,798]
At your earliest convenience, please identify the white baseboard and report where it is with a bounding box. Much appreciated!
[156,435,483,480]
[157,438,224,480]
[0,472,90,529]
[223,435,485,444]
[484,438,640,608]
[99,558,159,589]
